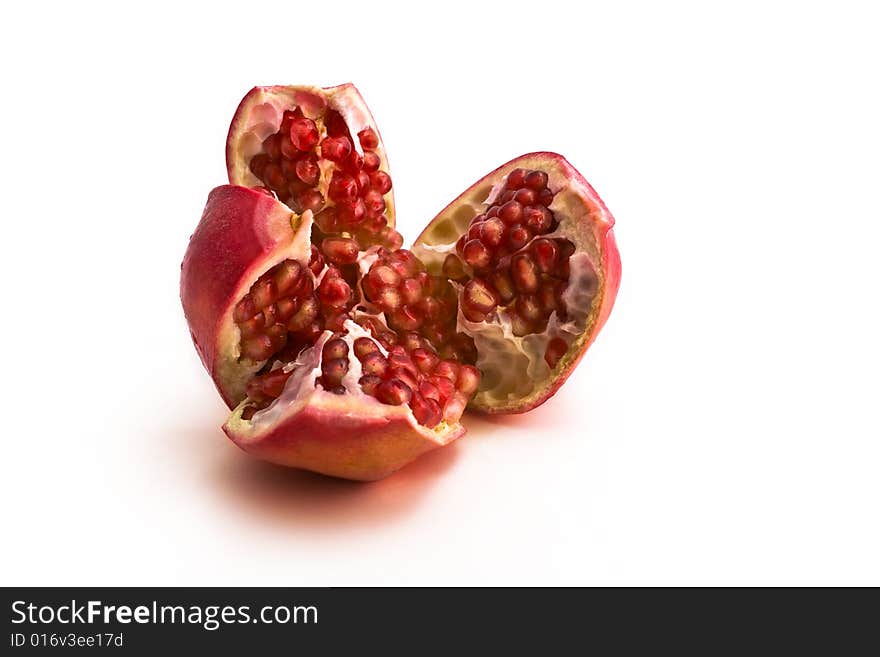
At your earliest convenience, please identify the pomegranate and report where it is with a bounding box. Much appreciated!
[182,85,619,480]
[411,152,620,414]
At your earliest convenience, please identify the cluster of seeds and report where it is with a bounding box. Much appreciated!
[243,328,479,427]
[233,253,357,364]
[362,249,477,363]
[248,107,402,253]
[443,168,577,354]
[352,332,479,427]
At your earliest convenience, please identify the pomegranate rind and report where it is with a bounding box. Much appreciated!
[412,152,620,414]
[180,185,311,407]
[225,400,464,481]
[225,83,396,227]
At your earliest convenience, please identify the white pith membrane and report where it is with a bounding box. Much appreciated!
[412,157,609,410]
[226,84,396,225]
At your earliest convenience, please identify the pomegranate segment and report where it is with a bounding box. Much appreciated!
[226,84,402,251]
[412,152,620,414]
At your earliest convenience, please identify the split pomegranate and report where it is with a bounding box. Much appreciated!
[181,85,619,481]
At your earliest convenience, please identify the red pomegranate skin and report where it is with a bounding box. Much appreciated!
[181,185,297,407]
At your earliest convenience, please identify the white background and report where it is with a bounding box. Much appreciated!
[1,1,878,586]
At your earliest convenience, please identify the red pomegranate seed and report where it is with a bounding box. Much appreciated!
[479,217,506,248]
[544,337,568,368]
[317,271,351,308]
[324,110,349,137]
[375,379,413,406]
[262,303,278,327]
[280,137,298,160]
[238,313,265,338]
[442,253,467,281]
[523,206,554,234]
[389,306,422,331]
[456,365,480,395]
[275,297,299,322]
[411,393,442,428]
[262,134,281,160]
[309,244,325,276]
[387,250,424,278]
[353,337,379,359]
[360,352,388,377]
[462,277,499,316]
[362,151,380,172]
[295,190,324,214]
[506,168,527,190]
[538,280,564,313]
[369,171,392,194]
[507,224,531,250]
[499,190,516,204]
[249,154,270,179]
[514,188,536,205]
[374,287,402,311]
[321,136,351,163]
[337,198,366,226]
[538,188,554,207]
[263,163,285,191]
[400,332,426,352]
[233,295,257,323]
[256,368,293,398]
[323,338,349,361]
[321,358,349,387]
[428,375,454,403]
[363,188,386,216]
[287,297,318,332]
[294,154,320,185]
[411,348,439,374]
[510,254,540,293]
[251,279,277,309]
[489,269,515,303]
[399,278,423,305]
[484,207,498,219]
[418,380,441,403]
[321,237,360,265]
[532,238,559,273]
[328,171,358,203]
[242,334,274,361]
[272,261,303,295]
[368,264,402,290]
[462,239,492,270]
[357,127,379,150]
[341,149,363,175]
[499,200,524,224]
[433,360,459,383]
[525,170,549,190]
[358,374,382,396]
[380,228,404,250]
